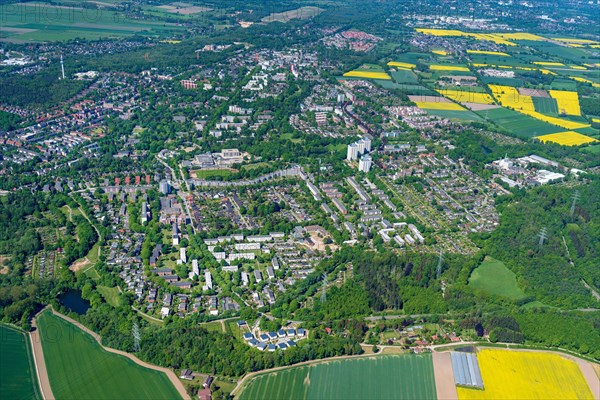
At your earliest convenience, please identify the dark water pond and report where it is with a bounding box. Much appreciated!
[59,290,90,315]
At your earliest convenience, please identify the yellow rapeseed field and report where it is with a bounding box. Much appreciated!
[436,89,495,104]
[570,65,587,70]
[489,85,535,111]
[467,50,510,56]
[457,350,595,400]
[343,70,391,80]
[493,32,547,41]
[549,90,581,116]
[569,76,600,88]
[414,101,466,111]
[489,85,590,129]
[430,65,470,72]
[553,37,599,44]
[593,118,600,124]
[387,61,416,69]
[533,61,565,66]
[536,131,598,146]
[415,29,515,46]
[432,50,448,56]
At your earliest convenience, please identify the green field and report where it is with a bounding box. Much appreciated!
[37,311,182,400]
[479,107,563,137]
[238,354,436,400]
[469,257,527,300]
[0,1,183,42]
[390,69,419,84]
[532,97,559,114]
[97,285,120,307]
[192,169,232,179]
[0,324,41,400]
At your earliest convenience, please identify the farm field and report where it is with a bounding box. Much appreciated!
[0,1,183,41]
[478,107,564,137]
[436,89,495,104]
[536,131,598,146]
[0,324,41,400]
[237,354,436,400]
[457,349,595,400]
[37,311,182,400]
[468,257,526,300]
[343,70,391,80]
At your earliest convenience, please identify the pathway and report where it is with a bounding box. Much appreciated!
[29,308,55,400]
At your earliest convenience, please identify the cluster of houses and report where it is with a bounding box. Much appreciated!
[239,321,307,352]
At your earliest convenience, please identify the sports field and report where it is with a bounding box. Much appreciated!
[457,349,595,400]
[37,312,182,400]
[238,354,436,400]
[0,324,41,400]
[468,257,526,300]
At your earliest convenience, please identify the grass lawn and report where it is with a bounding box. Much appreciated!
[0,324,41,400]
[469,256,527,300]
[37,311,182,400]
[83,267,101,280]
[581,144,600,154]
[225,320,245,341]
[200,321,224,333]
[238,354,436,400]
[97,285,120,307]
[192,169,231,179]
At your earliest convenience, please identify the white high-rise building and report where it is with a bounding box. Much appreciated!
[192,259,199,276]
[363,136,372,152]
[180,247,187,264]
[347,143,359,160]
[358,154,372,173]
[356,139,366,155]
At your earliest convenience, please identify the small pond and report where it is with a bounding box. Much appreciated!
[59,290,90,315]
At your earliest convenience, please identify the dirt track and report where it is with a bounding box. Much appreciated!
[432,352,458,400]
[29,312,55,400]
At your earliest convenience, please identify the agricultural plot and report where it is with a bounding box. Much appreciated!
[238,354,436,400]
[343,70,391,80]
[532,97,559,114]
[390,70,419,84]
[0,325,40,400]
[430,65,470,72]
[436,89,495,104]
[457,349,595,400]
[536,131,598,146]
[477,108,563,137]
[549,90,581,116]
[37,312,182,400]
[387,61,416,69]
[0,2,183,41]
[468,257,526,300]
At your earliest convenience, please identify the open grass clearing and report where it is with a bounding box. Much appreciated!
[469,256,527,300]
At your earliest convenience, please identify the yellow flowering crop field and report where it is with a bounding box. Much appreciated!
[489,85,590,129]
[467,50,510,56]
[387,61,416,69]
[343,70,391,80]
[436,90,495,104]
[533,61,565,66]
[569,76,600,88]
[536,131,598,146]
[489,85,536,111]
[430,65,470,72]
[432,50,448,56]
[457,349,595,400]
[414,101,466,111]
[493,32,547,41]
[549,90,581,116]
